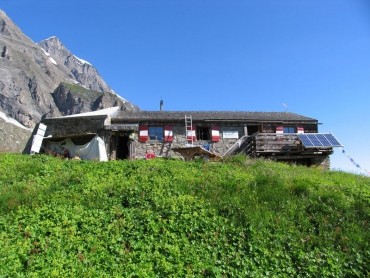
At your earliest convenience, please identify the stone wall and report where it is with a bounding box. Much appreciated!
[132,125,244,159]
[311,156,331,169]
[42,115,108,137]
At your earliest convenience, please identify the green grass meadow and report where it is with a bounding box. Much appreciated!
[0,154,369,277]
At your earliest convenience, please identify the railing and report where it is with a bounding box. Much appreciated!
[243,136,256,157]
[254,133,302,154]
[222,135,249,157]
[223,133,334,159]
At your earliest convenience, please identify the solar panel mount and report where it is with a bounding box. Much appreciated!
[298,133,342,148]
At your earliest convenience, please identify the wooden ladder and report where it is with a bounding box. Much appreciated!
[185,115,193,145]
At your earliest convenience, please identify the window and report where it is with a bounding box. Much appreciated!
[196,127,210,140]
[283,126,295,133]
[149,126,164,141]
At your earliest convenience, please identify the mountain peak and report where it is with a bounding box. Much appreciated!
[38,37,112,93]
[0,9,7,17]
[45,35,59,41]
[40,36,92,65]
[38,36,67,57]
[39,36,64,47]
[0,10,137,131]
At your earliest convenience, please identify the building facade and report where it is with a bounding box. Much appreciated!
[40,109,338,166]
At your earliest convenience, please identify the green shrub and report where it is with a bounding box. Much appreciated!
[0,153,368,276]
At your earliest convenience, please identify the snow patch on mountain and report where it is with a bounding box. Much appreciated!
[45,35,57,41]
[40,47,50,57]
[111,91,127,103]
[40,47,57,65]
[49,57,57,65]
[0,111,32,130]
[68,79,80,84]
[74,55,92,66]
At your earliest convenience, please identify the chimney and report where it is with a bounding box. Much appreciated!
[160,99,164,111]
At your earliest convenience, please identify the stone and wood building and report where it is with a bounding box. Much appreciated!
[39,108,340,167]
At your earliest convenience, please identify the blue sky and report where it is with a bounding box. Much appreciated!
[2,0,370,174]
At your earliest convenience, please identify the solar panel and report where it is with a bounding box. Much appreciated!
[298,133,343,148]
[299,135,314,147]
[316,134,331,146]
[307,134,323,146]
[325,134,342,147]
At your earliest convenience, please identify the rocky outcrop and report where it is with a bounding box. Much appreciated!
[52,83,137,116]
[0,10,66,127]
[0,9,137,131]
[38,37,113,93]
[0,117,32,153]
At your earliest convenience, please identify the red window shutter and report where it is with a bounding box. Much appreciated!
[211,126,220,142]
[164,126,173,142]
[297,127,304,134]
[139,125,149,142]
[186,126,196,142]
[276,126,283,134]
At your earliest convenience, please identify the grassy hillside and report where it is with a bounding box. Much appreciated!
[0,154,369,277]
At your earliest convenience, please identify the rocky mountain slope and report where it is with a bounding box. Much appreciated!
[0,9,138,152]
[0,112,32,153]
[0,9,137,130]
[38,36,113,94]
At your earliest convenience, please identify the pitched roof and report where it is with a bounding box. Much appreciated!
[57,106,120,118]
[113,111,317,123]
